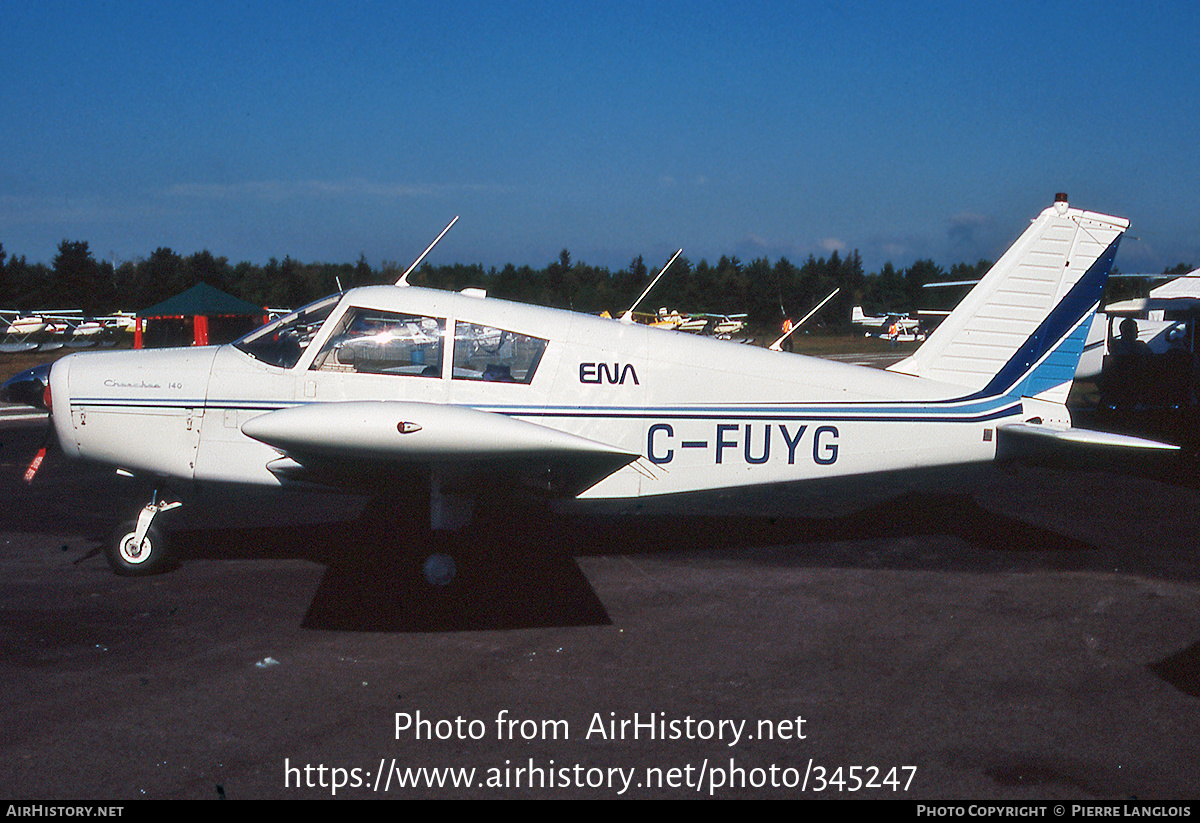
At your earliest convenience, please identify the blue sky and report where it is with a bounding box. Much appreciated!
[2,1,1198,277]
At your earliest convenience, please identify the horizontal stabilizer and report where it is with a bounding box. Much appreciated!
[999,422,1179,450]
[242,401,639,497]
[996,421,1179,474]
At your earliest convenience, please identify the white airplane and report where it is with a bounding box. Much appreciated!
[0,197,1177,581]
[709,314,748,337]
[1075,269,1200,380]
[1,312,48,337]
[851,306,924,340]
[1,310,131,342]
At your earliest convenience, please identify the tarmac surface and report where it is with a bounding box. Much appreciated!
[1,414,1199,800]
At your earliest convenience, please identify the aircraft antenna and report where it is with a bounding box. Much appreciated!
[396,216,460,286]
[620,249,683,323]
[769,287,839,351]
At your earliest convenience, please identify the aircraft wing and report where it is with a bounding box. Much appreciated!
[241,400,640,499]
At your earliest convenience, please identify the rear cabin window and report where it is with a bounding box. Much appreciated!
[452,321,547,384]
[310,308,445,377]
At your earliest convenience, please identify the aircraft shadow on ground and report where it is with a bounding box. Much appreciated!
[3,431,1184,635]
[169,510,613,634]
[1148,641,1200,699]
[160,490,1102,633]
[568,490,1097,561]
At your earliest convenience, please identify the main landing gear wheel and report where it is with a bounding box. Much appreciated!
[106,519,170,576]
[423,553,457,587]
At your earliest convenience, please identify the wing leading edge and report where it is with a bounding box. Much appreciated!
[241,400,640,499]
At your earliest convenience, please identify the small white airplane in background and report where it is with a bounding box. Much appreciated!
[709,314,748,337]
[1,313,49,337]
[851,306,923,338]
[1,196,1177,582]
[1,310,132,343]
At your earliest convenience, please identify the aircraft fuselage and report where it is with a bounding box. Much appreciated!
[48,284,1000,505]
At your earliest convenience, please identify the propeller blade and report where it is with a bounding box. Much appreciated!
[2,361,56,483]
[21,404,58,484]
[23,445,48,484]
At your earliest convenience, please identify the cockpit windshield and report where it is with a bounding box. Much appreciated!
[233,294,341,368]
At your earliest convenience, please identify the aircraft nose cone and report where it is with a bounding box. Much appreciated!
[0,362,53,409]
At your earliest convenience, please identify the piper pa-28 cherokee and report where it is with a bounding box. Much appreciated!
[1,195,1177,580]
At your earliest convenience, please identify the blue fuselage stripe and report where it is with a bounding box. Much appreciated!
[70,399,1022,425]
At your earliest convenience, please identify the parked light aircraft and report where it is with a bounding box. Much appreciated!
[0,196,1177,580]
[1,313,48,337]
[1,309,132,344]
[851,306,922,338]
[1075,270,1200,380]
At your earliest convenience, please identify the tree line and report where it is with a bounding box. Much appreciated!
[0,239,1182,331]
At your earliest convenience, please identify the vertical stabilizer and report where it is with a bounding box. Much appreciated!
[887,196,1128,403]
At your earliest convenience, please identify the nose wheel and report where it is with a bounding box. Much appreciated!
[105,498,181,576]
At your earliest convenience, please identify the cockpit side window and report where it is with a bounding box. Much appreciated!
[452,321,547,383]
[309,308,445,377]
[233,295,340,369]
